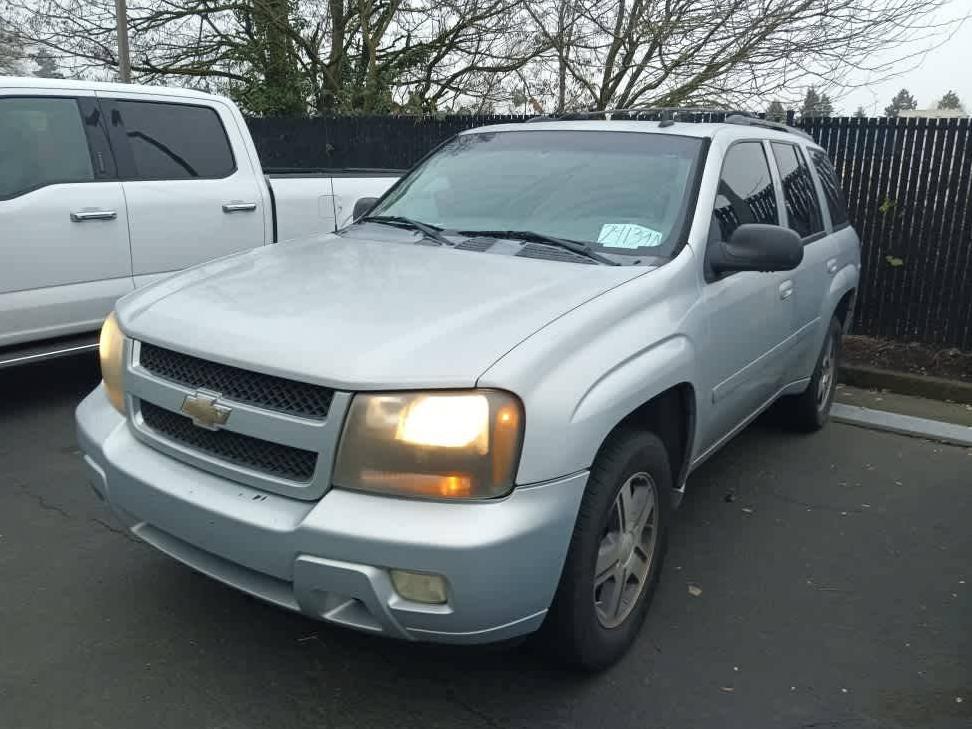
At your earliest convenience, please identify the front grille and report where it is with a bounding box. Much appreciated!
[139,343,333,419]
[140,401,318,482]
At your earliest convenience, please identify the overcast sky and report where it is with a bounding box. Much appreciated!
[837,1,971,115]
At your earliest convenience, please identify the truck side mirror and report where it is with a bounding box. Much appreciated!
[353,197,379,221]
[709,224,803,275]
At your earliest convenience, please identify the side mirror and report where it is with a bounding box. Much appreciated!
[353,197,379,221]
[709,224,803,275]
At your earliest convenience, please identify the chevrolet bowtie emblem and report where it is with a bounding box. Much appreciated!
[180,391,232,430]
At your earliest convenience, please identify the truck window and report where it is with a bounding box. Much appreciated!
[712,141,779,240]
[111,101,235,180]
[809,149,850,228]
[771,142,824,239]
[370,130,704,258]
[0,97,94,200]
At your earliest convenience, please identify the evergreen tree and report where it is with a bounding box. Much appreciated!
[884,88,917,117]
[766,100,786,122]
[0,24,26,75]
[33,48,63,79]
[936,90,963,111]
[801,87,833,119]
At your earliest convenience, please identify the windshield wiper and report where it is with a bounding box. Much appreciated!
[358,215,454,247]
[459,229,619,266]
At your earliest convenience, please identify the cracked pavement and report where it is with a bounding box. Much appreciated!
[1,357,969,729]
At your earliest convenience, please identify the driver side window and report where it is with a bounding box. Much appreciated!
[712,142,778,241]
[0,97,94,200]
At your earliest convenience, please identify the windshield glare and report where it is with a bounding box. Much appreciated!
[370,130,703,258]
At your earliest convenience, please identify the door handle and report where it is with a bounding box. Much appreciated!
[70,209,117,222]
[826,257,839,275]
[779,280,794,300]
[222,202,257,213]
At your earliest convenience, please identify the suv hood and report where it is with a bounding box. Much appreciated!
[117,235,647,390]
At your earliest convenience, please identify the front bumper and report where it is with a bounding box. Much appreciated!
[77,385,587,643]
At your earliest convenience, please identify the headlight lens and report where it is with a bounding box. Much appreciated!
[333,390,523,499]
[99,312,126,414]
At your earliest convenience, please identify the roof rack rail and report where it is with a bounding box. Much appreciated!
[528,107,750,122]
[724,113,813,141]
[527,108,812,140]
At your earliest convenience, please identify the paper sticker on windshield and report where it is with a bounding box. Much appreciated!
[598,223,664,249]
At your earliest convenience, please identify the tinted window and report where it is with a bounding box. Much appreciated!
[772,142,824,238]
[712,142,778,240]
[373,131,703,258]
[809,149,849,227]
[112,101,234,180]
[0,97,94,199]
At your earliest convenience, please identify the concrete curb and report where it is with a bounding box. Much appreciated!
[838,364,972,405]
[832,403,972,447]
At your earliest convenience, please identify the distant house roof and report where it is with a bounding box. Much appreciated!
[898,109,967,119]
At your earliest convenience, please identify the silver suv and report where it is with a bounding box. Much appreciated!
[77,114,860,669]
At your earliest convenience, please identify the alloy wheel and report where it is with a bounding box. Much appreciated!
[816,332,837,411]
[593,472,659,629]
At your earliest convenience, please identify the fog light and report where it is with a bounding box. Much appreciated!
[390,569,448,604]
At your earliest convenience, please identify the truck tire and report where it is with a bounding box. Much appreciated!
[542,429,671,670]
[779,316,842,431]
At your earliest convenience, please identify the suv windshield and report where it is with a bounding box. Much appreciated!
[369,130,704,259]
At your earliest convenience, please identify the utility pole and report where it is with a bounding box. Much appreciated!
[114,0,131,82]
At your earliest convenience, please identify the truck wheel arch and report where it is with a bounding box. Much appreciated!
[834,288,856,332]
[601,383,697,505]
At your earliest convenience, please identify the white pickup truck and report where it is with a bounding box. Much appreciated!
[0,77,398,368]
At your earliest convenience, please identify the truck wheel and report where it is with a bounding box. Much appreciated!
[779,316,842,431]
[542,429,671,670]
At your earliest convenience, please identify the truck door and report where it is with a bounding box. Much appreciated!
[768,142,836,382]
[99,96,266,288]
[0,91,132,348]
[696,140,796,453]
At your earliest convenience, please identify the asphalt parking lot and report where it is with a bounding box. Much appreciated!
[1,357,969,729]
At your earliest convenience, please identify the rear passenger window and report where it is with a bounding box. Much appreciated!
[112,101,235,180]
[771,143,824,239]
[0,97,94,200]
[809,149,850,228]
[712,142,779,240]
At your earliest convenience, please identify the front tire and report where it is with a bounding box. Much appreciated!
[779,316,842,431]
[542,429,671,670]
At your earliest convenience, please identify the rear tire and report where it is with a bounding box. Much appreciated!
[542,429,671,671]
[779,316,842,431]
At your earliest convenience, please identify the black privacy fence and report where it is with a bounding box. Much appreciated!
[247,114,527,171]
[246,115,972,351]
[802,116,972,352]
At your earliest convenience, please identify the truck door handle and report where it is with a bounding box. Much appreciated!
[70,209,117,222]
[222,202,257,213]
[826,258,839,275]
[779,280,794,300]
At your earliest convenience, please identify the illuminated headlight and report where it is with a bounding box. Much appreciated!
[333,390,523,499]
[99,312,126,414]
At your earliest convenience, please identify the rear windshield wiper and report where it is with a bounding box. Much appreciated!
[358,215,454,247]
[459,229,619,266]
